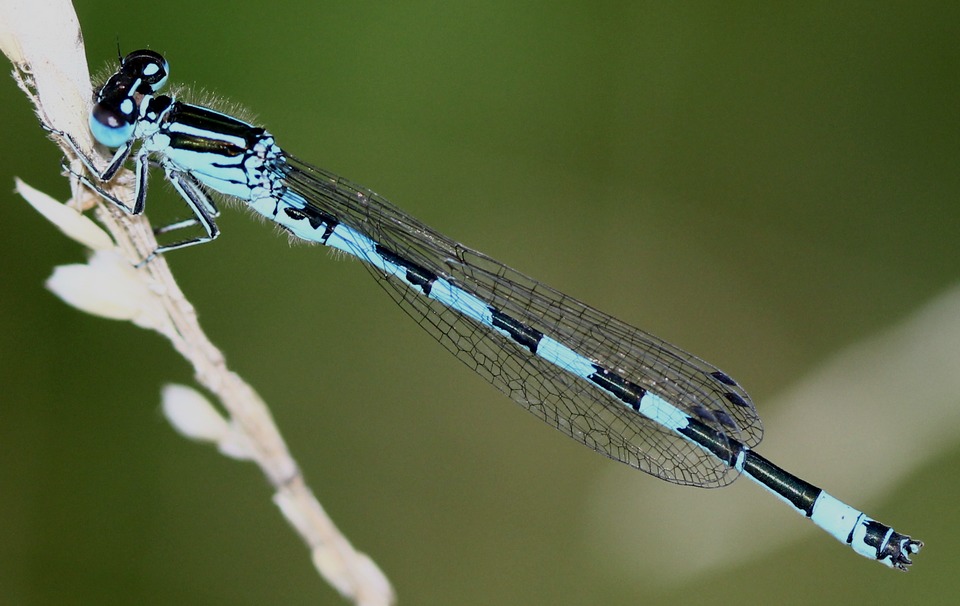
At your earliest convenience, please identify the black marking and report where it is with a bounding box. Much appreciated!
[724,392,749,407]
[858,521,888,550]
[691,405,737,431]
[740,449,820,515]
[490,308,543,354]
[166,102,267,156]
[709,370,737,386]
[677,416,742,467]
[860,522,919,568]
[691,404,717,424]
[588,365,646,410]
[143,95,173,122]
[712,409,737,429]
[283,205,338,243]
[375,245,437,296]
[167,131,247,157]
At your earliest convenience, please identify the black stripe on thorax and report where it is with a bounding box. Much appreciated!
[165,102,266,157]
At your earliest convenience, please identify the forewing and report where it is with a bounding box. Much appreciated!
[282,157,762,487]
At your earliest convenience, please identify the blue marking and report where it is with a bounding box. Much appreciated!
[536,336,595,379]
[428,279,492,326]
[636,392,690,432]
[811,492,865,543]
[326,224,378,261]
[89,113,133,148]
[733,449,747,473]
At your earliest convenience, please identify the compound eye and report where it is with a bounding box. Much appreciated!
[121,49,170,93]
[89,98,136,148]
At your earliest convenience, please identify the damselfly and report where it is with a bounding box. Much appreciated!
[49,49,922,570]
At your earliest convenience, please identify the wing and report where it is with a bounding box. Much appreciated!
[281,155,762,487]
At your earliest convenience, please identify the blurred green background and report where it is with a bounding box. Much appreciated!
[1,1,958,604]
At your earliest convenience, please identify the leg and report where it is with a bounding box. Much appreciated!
[152,168,220,255]
[153,173,220,236]
[42,123,134,182]
[63,145,150,216]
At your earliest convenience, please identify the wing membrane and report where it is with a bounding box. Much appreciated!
[282,156,762,487]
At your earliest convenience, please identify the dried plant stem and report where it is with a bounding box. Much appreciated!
[1,1,393,604]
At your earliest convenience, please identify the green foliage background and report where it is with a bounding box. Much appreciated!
[1,2,957,604]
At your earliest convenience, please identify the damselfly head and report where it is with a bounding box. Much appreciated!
[89,50,169,149]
